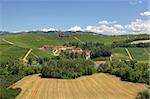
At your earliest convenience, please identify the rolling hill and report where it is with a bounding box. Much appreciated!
[0,33,149,64]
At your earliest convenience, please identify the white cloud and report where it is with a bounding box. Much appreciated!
[98,20,109,25]
[28,19,149,35]
[40,28,57,32]
[84,19,150,35]
[84,23,125,35]
[114,24,124,30]
[140,11,150,16]
[126,19,150,34]
[68,25,82,31]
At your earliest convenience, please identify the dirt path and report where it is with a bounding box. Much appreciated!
[73,36,84,43]
[22,48,32,62]
[12,73,147,99]
[130,40,150,44]
[125,48,133,60]
[2,38,15,45]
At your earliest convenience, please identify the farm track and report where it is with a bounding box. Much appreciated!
[125,48,133,60]
[12,73,147,99]
[130,40,150,44]
[73,36,84,43]
[22,48,32,61]
[2,38,15,45]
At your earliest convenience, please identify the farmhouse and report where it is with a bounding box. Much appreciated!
[42,45,83,54]
[66,47,83,54]
[42,45,94,59]
[43,45,67,51]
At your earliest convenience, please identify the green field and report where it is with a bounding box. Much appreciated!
[3,33,78,48]
[28,49,54,59]
[0,33,149,64]
[75,34,149,44]
[0,44,28,63]
[112,48,129,60]
[128,48,149,63]
[112,47,149,63]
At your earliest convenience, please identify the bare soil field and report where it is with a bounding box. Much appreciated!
[130,40,150,44]
[12,73,147,99]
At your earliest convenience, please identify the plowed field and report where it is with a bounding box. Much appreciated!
[12,73,147,99]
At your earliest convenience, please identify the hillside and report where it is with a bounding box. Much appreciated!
[0,33,149,99]
[0,33,149,64]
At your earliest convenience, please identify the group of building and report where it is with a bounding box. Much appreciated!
[41,45,91,59]
[40,45,106,66]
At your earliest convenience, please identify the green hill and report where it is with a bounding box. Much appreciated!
[0,33,149,64]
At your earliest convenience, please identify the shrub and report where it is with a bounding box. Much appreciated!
[136,89,150,99]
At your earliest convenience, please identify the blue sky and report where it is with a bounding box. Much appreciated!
[0,0,149,34]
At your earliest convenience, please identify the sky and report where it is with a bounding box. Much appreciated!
[0,0,150,34]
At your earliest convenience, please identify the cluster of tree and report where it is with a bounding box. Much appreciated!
[112,41,150,48]
[64,42,104,50]
[60,51,84,59]
[0,63,23,99]
[112,37,150,48]
[0,59,41,76]
[0,75,22,99]
[0,58,43,99]
[91,48,111,58]
[97,59,149,85]
[41,59,96,79]
[136,89,150,99]
[125,37,150,43]
[64,42,111,59]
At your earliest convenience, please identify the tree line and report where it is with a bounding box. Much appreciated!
[97,59,149,85]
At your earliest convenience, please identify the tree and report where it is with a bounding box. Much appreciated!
[28,58,32,65]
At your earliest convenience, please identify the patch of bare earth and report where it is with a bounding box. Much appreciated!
[12,73,147,99]
[130,40,150,44]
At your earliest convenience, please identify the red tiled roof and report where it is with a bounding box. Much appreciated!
[94,61,106,64]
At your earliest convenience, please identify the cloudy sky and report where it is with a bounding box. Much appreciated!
[0,0,150,34]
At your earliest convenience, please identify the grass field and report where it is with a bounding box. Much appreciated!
[75,34,149,44]
[3,33,149,48]
[111,48,149,63]
[3,33,78,48]
[12,73,147,99]
[75,35,128,44]
[0,44,28,63]
[1,33,149,63]
[28,49,54,59]
[128,48,149,63]
[112,48,129,60]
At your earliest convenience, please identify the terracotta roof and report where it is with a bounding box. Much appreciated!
[73,48,82,50]
[94,61,106,64]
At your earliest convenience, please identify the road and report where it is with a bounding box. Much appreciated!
[125,48,133,60]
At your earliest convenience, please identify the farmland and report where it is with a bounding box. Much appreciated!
[3,33,78,48]
[112,48,149,63]
[0,33,149,64]
[130,40,150,44]
[128,48,149,63]
[0,33,149,99]
[12,73,147,99]
[0,44,28,63]
[112,48,129,60]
